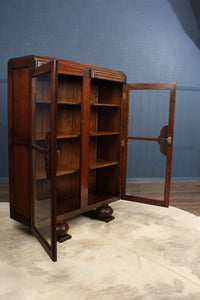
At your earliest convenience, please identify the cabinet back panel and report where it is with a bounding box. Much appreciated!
[97,166,119,194]
[99,82,122,104]
[97,136,120,162]
[90,82,98,103]
[12,68,30,139]
[89,109,98,132]
[58,75,82,103]
[57,139,80,171]
[91,80,123,104]
[89,136,120,164]
[57,106,80,134]
[88,170,97,194]
[89,137,97,164]
[98,109,120,132]
[35,74,51,102]
[88,166,119,204]
[35,104,51,140]
[57,173,80,214]
[35,151,45,179]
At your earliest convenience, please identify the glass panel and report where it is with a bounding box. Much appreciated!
[126,139,166,201]
[128,90,170,138]
[33,72,52,246]
[34,74,51,143]
[34,151,51,245]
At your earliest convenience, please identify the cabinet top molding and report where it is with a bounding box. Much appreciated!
[8,55,127,83]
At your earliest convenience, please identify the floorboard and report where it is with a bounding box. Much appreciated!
[1,182,200,216]
[126,181,200,216]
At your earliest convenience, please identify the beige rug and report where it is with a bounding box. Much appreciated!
[1,201,200,300]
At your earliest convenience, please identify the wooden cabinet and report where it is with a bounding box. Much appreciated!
[8,55,176,261]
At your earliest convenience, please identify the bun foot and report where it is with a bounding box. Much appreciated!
[56,222,71,243]
[95,204,115,223]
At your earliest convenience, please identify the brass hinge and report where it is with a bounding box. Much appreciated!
[123,91,126,100]
[121,139,125,147]
[91,69,95,78]
[167,137,172,144]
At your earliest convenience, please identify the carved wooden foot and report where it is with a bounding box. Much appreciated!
[95,204,115,223]
[56,222,71,243]
[83,204,115,222]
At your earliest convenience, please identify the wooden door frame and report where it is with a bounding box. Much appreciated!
[121,83,176,207]
[31,61,58,261]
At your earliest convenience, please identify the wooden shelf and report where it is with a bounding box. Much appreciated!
[36,132,119,139]
[57,101,81,105]
[57,132,80,139]
[36,100,81,105]
[57,168,79,177]
[58,133,80,139]
[36,100,51,104]
[36,168,79,180]
[90,131,120,136]
[90,103,120,108]
[89,160,119,170]
[35,132,80,140]
[88,192,119,205]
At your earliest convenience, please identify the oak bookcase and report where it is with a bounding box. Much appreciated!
[8,55,176,261]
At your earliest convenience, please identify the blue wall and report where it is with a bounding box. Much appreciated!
[1,0,200,181]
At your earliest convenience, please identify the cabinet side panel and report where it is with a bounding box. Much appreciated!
[11,145,31,225]
[12,68,30,141]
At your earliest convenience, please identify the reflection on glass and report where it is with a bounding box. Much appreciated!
[126,139,166,201]
[34,74,51,144]
[35,151,51,245]
[128,90,170,138]
[33,72,52,246]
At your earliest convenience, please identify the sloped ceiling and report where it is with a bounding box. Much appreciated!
[189,0,200,32]
[168,0,200,49]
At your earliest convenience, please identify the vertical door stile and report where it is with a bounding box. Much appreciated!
[50,60,58,261]
[164,84,176,206]
[31,60,58,261]
[121,84,129,197]
[80,68,90,208]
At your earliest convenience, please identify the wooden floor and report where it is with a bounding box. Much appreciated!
[126,181,200,216]
[1,182,200,216]
[0,183,9,202]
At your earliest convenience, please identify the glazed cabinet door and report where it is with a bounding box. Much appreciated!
[122,83,176,207]
[31,61,58,261]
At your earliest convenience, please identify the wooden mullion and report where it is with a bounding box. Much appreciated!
[80,69,90,208]
[127,136,167,142]
[121,84,129,197]
[126,83,176,90]
[164,84,176,207]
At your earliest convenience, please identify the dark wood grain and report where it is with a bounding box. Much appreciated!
[8,57,33,226]
[8,55,178,262]
[80,69,90,209]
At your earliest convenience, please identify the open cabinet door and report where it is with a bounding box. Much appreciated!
[31,61,58,261]
[122,83,176,207]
